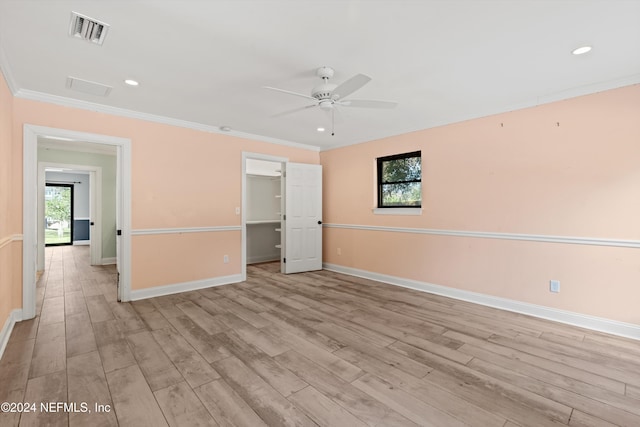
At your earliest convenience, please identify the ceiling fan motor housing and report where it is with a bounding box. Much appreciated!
[312,83,337,101]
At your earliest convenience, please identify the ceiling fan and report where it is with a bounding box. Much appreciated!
[264,66,397,135]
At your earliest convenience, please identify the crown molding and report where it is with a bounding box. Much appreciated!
[0,43,18,95]
[14,88,321,152]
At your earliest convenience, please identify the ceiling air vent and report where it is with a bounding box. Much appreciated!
[68,12,109,45]
[66,76,112,97]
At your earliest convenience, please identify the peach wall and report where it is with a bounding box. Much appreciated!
[321,84,640,325]
[11,98,319,292]
[0,68,16,330]
[132,232,240,289]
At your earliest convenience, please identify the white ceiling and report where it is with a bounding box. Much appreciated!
[1,1,639,151]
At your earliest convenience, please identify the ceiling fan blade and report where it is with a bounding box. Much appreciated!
[338,99,398,109]
[270,103,318,118]
[263,86,317,101]
[332,74,371,100]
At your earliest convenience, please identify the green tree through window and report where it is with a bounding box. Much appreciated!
[377,151,421,207]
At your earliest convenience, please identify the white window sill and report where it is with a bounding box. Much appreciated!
[372,208,422,216]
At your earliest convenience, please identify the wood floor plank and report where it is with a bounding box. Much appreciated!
[67,351,118,427]
[490,334,640,388]
[213,356,316,427]
[177,301,227,335]
[353,373,468,427]
[97,340,137,374]
[466,351,640,426]
[263,324,363,382]
[166,315,232,363]
[151,327,220,388]
[445,330,626,394]
[216,297,272,328]
[7,318,39,343]
[425,369,569,427]
[64,291,88,316]
[275,349,419,427]
[334,344,507,426]
[260,310,344,353]
[0,338,35,427]
[20,371,68,427]
[628,384,640,399]
[150,294,186,318]
[105,364,168,427]
[568,410,618,427]
[109,301,147,333]
[39,295,65,325]
[214,330,308,397]
[29,322,66,379]
[541,331,640,366]
[215,313,290,357]
[194,379,267,427]
[66,311,98,358]
[334,342,434,379]
[126,330,184,391]
[461,342,640,421]
[389,340,573,424]
[154,381,218,427]
[85,295,115,323]
[290,385,368,427]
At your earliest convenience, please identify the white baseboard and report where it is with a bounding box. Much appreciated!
[73,240,90,246]
[101,257,116,265]
[0,309,24,361]
[130,274,243,301]
[323,263,640,341]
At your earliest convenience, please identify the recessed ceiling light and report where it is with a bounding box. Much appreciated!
[572,46,592,55]
[219,126,232,132]
[124,79,139,86]
[317,127,325,132]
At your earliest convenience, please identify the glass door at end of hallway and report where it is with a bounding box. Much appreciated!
[45,183,74,246]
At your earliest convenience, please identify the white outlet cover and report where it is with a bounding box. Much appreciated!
[550,280,560,293]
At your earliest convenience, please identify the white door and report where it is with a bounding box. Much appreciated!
[116,146,122,301]
[283,162,323,273]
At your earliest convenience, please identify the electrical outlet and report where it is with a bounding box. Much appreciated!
[235,207,240,215]
[223,255,229,264]
[337,248,342,255]
[550,280,560,293]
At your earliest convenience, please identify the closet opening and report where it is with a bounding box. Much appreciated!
[242,154,287,281]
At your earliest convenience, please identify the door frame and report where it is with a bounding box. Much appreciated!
[37,162,103,267]
[241,152,288,281]
[23,124,132,319]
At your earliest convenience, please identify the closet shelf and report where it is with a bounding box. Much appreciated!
[246,220,281,225]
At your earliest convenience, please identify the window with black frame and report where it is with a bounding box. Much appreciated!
[377,151,421,208]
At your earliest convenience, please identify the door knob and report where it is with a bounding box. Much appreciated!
[317,220,322,225]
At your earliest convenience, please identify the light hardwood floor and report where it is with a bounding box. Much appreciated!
[1,246,640,426]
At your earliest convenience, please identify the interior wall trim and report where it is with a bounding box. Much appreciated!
[323,263,640,341]
[130,274,242,301]
[0,44,18,95]
[323,223,640,249]
[14,89,319,152]
[0,234,23,250]
[131,226,242,236]
[0,309,23,362]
